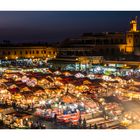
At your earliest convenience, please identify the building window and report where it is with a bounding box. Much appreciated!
[104,39,109,44]
[121,49,125,53]
[128,35,132,38]
[96,39,100,45]
[111,48,115,54]
[3,51,5,55]
[92,40,95,44]
[44,50,46,54]
[20,51,22,55]
[30,51,31,54]
[85,40,92,44]
[26,51,28,54]
[106,48,109,53]
[120,39,123,43]
[14,51,16,55]
[67,51,71,55]
[32,51,34,54]
[36,50,39,54]
[100,49,103,54]
[115,39,118,44]
[111,39,114,44]
[82,40,85,44]
[134,35,139,38]
[41,50,43,54]
[8,51,11,55]
[79,51,83,56]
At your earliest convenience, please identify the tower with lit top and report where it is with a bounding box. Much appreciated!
[125,16,140,55]
[130,16,138,32]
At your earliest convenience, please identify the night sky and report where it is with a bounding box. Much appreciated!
[0,11,140,43]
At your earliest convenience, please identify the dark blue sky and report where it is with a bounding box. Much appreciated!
[0,11,140,43]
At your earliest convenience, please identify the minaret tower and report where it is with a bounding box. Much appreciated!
[125,16,140,55]
[130,16,138,32]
